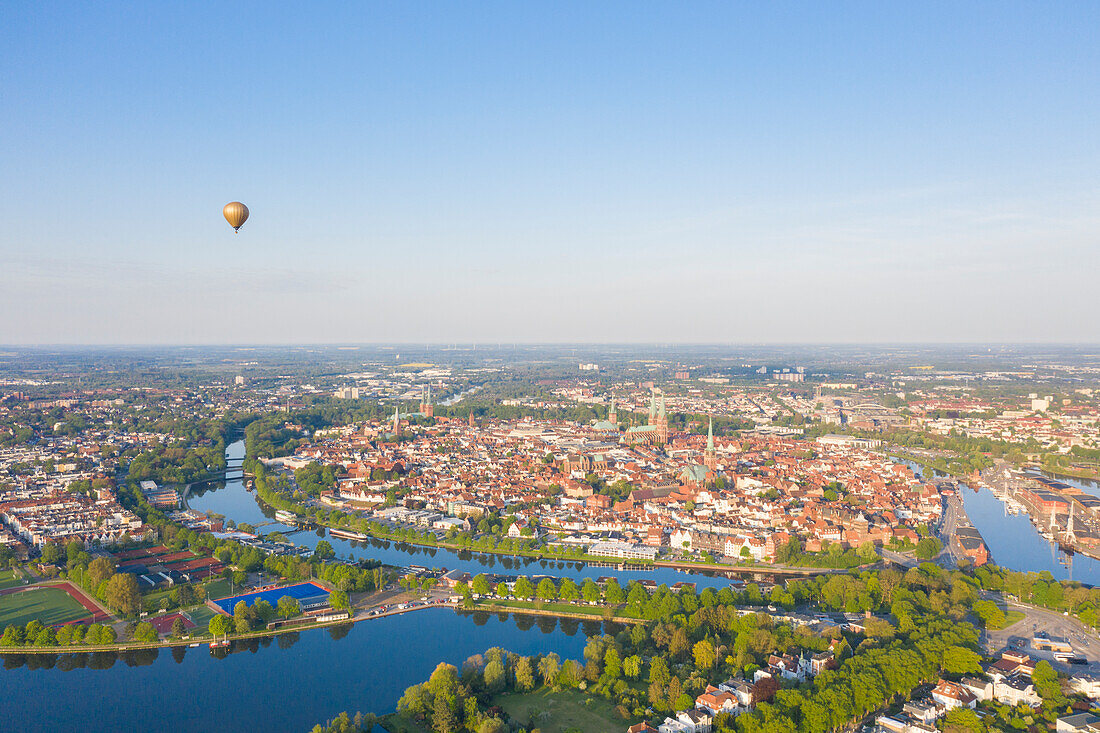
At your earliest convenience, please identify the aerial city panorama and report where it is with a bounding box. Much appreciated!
[2,3,1099,733]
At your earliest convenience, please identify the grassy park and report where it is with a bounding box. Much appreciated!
[492,687,631,733]
[0,586,92,627]
[0,569,29,591]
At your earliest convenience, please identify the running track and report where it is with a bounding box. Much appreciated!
[0,581,112,624]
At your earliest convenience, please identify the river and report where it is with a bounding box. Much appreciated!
[897,460,1100,585]
[188,441,776,590]
[2,609,606,732]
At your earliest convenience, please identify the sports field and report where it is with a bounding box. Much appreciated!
[0,569,29,591]
[211,581,329,614]
[0,586,92,627]
[188,605,218,631]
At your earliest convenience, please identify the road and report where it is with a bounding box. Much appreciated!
[877,490,961,570]
[980,593,1100,675]
[935,492,964,566]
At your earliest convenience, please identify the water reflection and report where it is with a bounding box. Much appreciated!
[328,623,353,641]
[7,605,598,731]
[962,483,1100,584]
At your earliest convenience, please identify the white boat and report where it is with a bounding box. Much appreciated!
[275,510,297,524]
[330,528,370,541]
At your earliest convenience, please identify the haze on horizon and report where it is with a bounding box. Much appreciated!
[2,2,1098,346]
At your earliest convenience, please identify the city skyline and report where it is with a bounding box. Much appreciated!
[3,2,1099,344]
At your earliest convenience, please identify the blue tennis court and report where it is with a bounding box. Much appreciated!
[212,581,330,614]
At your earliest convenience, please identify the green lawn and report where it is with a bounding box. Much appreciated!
[493,687,634,733]
[203,578,232,600]
[379,715,428,733]
[186,605,218,632]
[0,587,91,627]
[0,569,29,591]
[999,609,1026,629]
[142,587,175,612]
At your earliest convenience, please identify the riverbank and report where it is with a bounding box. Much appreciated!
[259,488,847,578]
[3,589,653,656]
[1,605,599,733]
[468,599,645,625]
[1,596,455,655]
[1037,465,1100,484]
[653,558,858,575]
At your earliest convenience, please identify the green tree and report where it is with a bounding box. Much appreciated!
[233,600,252,633]
[539,653,561,689]
[40,542,63,565]
[915,536,943,560]
[1031,659,1061,699]
[277,595,302,618]
[623,654,642,679]
[603,647,622,680]
[514,656,536,692]
[693,639,716,670]
[942,707,983,733]
[483,659,506,693]
[171,617,186,637]
[329,590,351,611]
[536,578,557,601]
[942,645,982,675]
[513,576,535,600]
[85,556,116,589]
[209,614,231,637]
[104,573,142,617]
[431,694,458,733]
[471,574,490,596]
[133,621,158,643]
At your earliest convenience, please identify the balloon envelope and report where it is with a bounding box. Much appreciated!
[223,201,249,231]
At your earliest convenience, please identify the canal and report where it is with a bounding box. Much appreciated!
[2,608,606,732]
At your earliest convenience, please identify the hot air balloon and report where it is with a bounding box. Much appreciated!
[223,202,249,232]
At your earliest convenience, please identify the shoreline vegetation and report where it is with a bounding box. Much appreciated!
[318,562,1100,733]
[246,460,870,575]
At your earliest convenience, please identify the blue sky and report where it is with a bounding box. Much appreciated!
[2,1,1098,343]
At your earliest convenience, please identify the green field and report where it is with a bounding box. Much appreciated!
[379,715,427,733]
[999,609,1026,629]
[203,578,232,600]
[187,605,218,632]
[0,569,29,591]
[493,687,633,733]
[0,587,91,627]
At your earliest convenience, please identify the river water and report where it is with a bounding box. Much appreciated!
[188,441,771,591]
[0,439,760,732]
[2,609,604,732]
[897,461,1100,585]
[18,442,1089,730]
